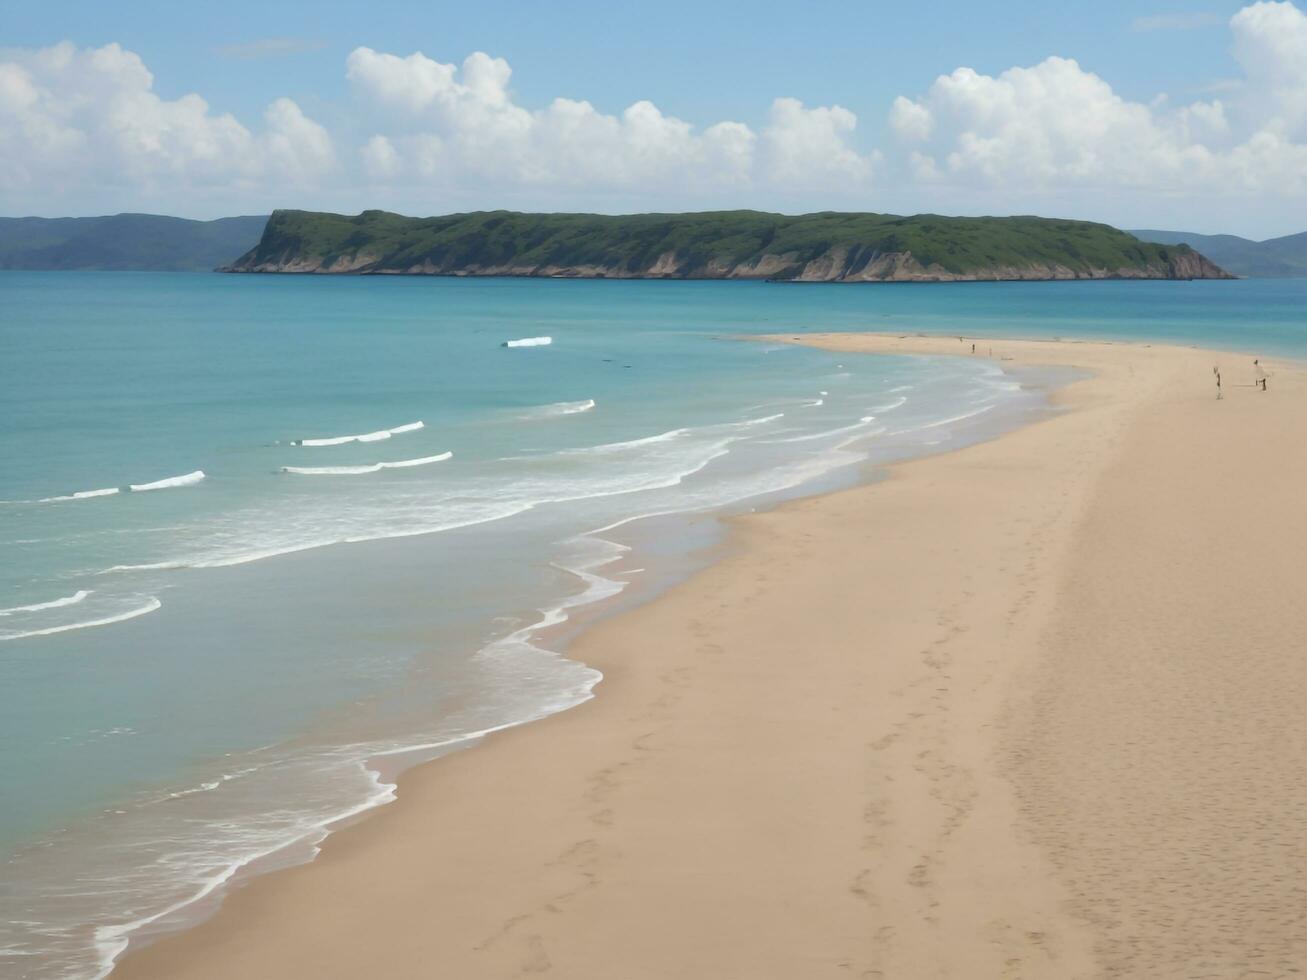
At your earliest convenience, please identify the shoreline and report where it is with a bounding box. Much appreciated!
[5,333,1055,980]
[86,345,1060,974]
[113,333,1306,979]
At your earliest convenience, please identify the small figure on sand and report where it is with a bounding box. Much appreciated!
[1214,365,1223,400]
[971,343,976,354]
[1254,358,1268,391]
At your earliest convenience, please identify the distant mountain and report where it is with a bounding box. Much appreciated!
[1130,229,1307,278]
[0,214,269,271]
[226,209,1231,282]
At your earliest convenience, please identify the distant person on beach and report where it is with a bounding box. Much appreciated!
[1216,369,1223,400]
[971,343,976,354]
[1255,359,1268,391]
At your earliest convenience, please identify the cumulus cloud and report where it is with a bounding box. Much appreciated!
[888,1,1307,198]
[1230,0,1307,136]
[889,96,933,142]
[2,4,1307,229]
[763,98,873,184]
[0,41,333,204]
[343,46,871,193]
[262,97,334,176]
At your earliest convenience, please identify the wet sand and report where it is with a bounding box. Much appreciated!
[113,335,1307,979]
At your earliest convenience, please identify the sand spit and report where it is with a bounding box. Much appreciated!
[114,334,1306,979]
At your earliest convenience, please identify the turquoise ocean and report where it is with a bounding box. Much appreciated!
[1,273,1304,979]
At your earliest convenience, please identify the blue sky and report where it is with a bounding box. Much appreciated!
[3,1,1305,236]
[7,1,1252,139]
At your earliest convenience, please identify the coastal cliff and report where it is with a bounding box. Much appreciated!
[225,209,1232,282]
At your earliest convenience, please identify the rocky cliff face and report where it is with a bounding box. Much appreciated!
[227,245,1232,281]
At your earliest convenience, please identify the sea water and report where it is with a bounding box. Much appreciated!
[1,273,1303,979]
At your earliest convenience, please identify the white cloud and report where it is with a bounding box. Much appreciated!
[887,2,1307,200]
[345,47,461,116]
[360,134,401,179]
[1230,0,1307,136]
[0,41,334,205]
[2,4,1306,235]
[342,46,872,195]
[889,95,933,142]
[762,98,873,184]
[262,97,333,176]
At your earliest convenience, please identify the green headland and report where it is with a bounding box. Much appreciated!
[225,208,1231,282]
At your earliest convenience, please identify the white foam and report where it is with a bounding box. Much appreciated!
[91,767,401,980]
[0,596,161,642]
[887,404,996,437]
[869,395,908,413]
[913,404,995,430]
[280,464,382,476]
[102,496,537,572]
[293,420,424,447]
[765,416,883,445]
[128,471,205,493]
[0,590,91,616]
[383,452,453,469]
[557,428,689,456]
[11,357,1051,980]
[503,336,552,348]
[101,561,181,574]
[519,399,595,420]
[281,452,452,476]
[36,471,204,502]
[39,486,121,503]
[584,441,869,538]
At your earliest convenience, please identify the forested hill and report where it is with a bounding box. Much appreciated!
[1131,228,1307,278]
[226,209,1231,282]
[0,214,268,271]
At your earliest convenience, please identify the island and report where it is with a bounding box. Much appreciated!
[223,208,1231,282]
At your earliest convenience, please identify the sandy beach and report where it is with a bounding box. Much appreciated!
[111,333,1307,980]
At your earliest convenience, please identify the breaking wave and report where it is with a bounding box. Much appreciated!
[520,399,595,420]
[36,471,204,502]
[39,487,121,503]
[128,471,206,493]
[0,596,162,642]
[281,452,453,476]
[0,591,91,616]
[869,395,908,413]
[292,421,424,447]
[503,336,552,348]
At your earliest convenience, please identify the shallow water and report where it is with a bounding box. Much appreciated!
[1,273,1303,979]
